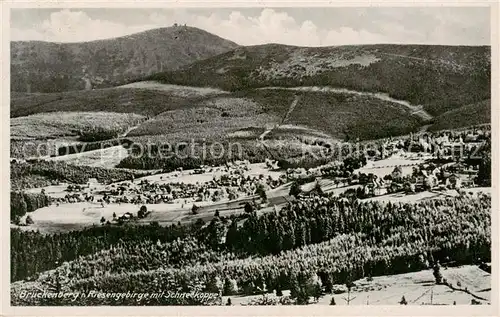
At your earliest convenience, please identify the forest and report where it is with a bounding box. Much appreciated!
[10,160,150,190]
[10,191,50,223]
[11,193,490,305]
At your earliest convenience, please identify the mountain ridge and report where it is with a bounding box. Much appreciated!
[147,43,490,117]
[11,26,239,93]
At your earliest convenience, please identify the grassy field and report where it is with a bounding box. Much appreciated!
[10,138,78,159]
[11,81,450,146]
[354,156,425,178]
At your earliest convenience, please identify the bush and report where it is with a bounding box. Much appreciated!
[138,205,148,218]
[289,181,301,198]
[192,204,200,215]
[25,215,34,225]
[244,202,254,214]
[399,296,407,305]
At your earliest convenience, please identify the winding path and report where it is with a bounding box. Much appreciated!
[260,86,434,122]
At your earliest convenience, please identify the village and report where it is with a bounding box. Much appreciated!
[291,126,489,197]
[16,125,490,231]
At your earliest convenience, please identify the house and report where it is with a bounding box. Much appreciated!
[391,166,403,180]
[445,173,462,189]
[364,177,387,196]
[374,184,388,196]
[461,176,475,188]
[462,168,479,177]
[408,141,424,153]
[118,212,134,222]
[442,142,464,157]
[415,169,439,190]
[449,163,466,173]
[464,134,479,143]
[414,170,427,189]
[404,182,416,194]
[431,167,441,176]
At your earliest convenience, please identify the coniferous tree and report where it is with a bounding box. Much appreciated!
[244,202,254,214]
[138,205,148,218]
[289,181,301,198]
[25,215,34,225]
[256,184,267,202]
[223,277,238,296]
[433,262,443,284]
[399,296,408,305]
[192,204,200,215]
[289,274,301,299]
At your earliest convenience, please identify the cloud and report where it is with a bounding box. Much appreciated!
[187,9,327,46]
[10,8,490,45]
[11,9,157,42]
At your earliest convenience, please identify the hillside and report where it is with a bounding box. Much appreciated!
[11,26,239,93]
[429,99,491,131]
[11,84,424,142]
[10,87,208,118]
[148,44,490,116]
[10,195,491,305]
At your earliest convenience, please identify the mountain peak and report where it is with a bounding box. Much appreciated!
[11,27,239,93]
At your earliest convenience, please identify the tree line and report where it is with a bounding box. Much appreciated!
[10,191,50,223]
[11,193,490,305]
[57,138,132,156]
[11,160,149,190]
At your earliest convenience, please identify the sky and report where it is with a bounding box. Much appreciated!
[10,7,491,46]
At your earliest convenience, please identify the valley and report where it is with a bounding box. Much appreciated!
[8,21,492,308]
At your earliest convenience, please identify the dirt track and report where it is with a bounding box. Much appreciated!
[260,86,434,122]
